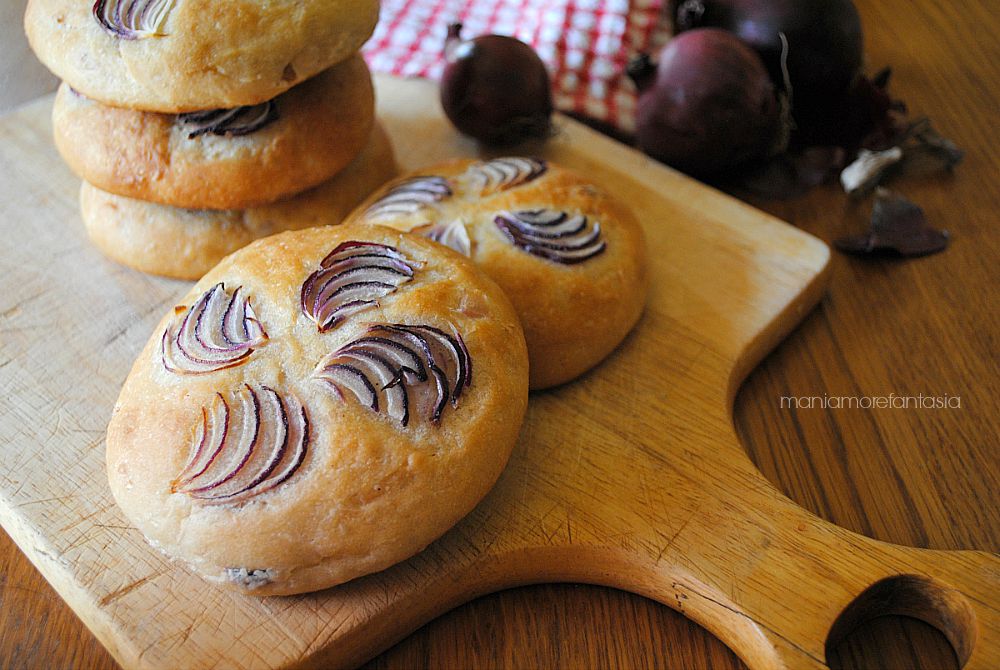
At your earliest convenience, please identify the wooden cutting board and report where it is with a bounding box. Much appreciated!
[0,75,996,670]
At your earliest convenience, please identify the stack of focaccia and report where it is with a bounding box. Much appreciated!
[25,0,396,279]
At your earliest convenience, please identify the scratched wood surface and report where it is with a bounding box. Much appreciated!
[4,1,999,668]
[1,74,998,670]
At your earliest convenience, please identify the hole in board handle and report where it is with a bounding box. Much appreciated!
[825,574,976,668]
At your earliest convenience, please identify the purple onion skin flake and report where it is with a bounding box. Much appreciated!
[835,189,949,257]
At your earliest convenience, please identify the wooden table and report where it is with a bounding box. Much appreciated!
[1,0,996,667]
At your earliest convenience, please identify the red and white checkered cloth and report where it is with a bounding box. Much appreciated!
[362,0,674,134]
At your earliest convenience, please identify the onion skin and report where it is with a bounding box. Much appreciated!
[671,0,864,145]
[629,29,782,177]
[440,23,553,146]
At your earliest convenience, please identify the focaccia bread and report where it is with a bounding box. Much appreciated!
[56,56,374,210]
[106,225,529,596]
[346,158,649,389]
[25,0,379,112]
[81,122,397,279]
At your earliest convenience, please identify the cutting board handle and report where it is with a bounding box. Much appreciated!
[332,452,997,670]
[711,489,999,669]
[437,478,999,670]
[557,459,1000,670]
[821,571,982,667]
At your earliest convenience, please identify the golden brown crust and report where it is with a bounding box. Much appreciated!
[346,159,650,389]
[106,225,529,595]
[25,0,379,112]
[55,56,375,210]
[80,123,398,280]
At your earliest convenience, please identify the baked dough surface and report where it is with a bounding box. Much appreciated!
[347,158,649,388]
[81,122,398,280]
[56,56,375,210]
[106,224,529,595]
[25,0,379,112]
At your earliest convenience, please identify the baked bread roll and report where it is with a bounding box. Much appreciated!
[56,56,374,210]
[346,158,649,389]
[25,0,379,112]
[106,225,529,595]
[80,122,398,279]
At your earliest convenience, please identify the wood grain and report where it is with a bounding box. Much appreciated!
[1,71,852,669]
[1,0,998,668]
[736,0,1000,553]
[730,0,1000,665]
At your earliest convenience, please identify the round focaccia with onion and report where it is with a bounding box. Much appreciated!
[106,225,528,596]
[80,121,397,280]
[24,0,378,112]
[55,55,374,210]
[345,157,649,389]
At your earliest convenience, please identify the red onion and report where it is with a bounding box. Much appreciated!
[178,102,279,139]
[364,176,453,221]
[161,284,268,375]
[671,0,864,145]
[300,242,416,332]
[314,323,471,426]
[418,219,472,257]
[494,209,606,264]
[628,29,784,177]
[440,23,553,146]
[172,385,309,505]
[396,324,472,406]
[93,0,175,39]
[462,157,548,196]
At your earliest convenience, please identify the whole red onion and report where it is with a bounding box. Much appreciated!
[628,28,784,177]
[439,23,553,146]
[671,0,864,145]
